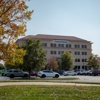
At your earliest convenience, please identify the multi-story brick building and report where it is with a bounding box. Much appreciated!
[16,34,92,70]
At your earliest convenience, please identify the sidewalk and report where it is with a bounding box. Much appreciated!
[0,82,100,86]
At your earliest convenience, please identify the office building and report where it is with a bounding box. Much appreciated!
[16,34,92,70]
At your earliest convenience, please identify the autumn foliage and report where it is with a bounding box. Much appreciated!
[0,0,33,64]
[47,57,59,71]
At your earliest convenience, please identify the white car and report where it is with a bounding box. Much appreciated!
[63,71,77,76]
[37,70,60,78]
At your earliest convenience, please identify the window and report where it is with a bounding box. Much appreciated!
[75,44,80,48]
[74,66,77,69]
[51,43,53,47]
[69,44,71,48]
[78,66,80,69]
[51,43,56,47]
[82,59,87,62]
[75,45,77,48]
[58,51,60,54]
[54,51,56,54]
[81,45,87,48]
[58,44,64,48]
[75,51,80,55]
[78,52,80,55]
[66,44,71,48]
[75,59,80,62]
[51,51,53,54]
[54,44,56,47]
[78,45,80,48]
[78,59,80,62]
[85,52,87,55]
[82,59,84,62]
[82,52,87,55]
[85,59,87,62]
[85,66,87,70]
[58,51,64,55]
[50,51,56,54]
[82,66,84,69]
[66,44,68,48]
[85,45,87,48]
[42,43,47,47]
[82,45,84,48]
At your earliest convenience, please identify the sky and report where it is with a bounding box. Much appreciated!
[25,0,100,56]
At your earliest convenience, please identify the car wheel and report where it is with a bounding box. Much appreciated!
[2,73,4,76]
[55,74,59,78]
[41,74,46,78]
[10,74,14,78]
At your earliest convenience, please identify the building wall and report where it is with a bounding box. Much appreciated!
[16,37,92,70]
[41,39,92,70]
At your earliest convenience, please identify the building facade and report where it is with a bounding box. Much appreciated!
[16,34,92,70]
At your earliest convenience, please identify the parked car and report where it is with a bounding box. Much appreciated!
[0,69,8,76]
[30,71,37,77]
[57,70,65,75]
[81,70,89,75]
[63,71,77,76]
[6,69,29,78]
[92,69,100,76]
[86,70,93,76]
[37,70,60,78]
[76,70,86,75]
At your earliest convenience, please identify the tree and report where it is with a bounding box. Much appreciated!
[61,51,74,70]
[87,54,100,69]
[46,57,59,71]
[22,39,46,74]
[0,0,33,62]
[0,63,5,69]
[5,45,26,69]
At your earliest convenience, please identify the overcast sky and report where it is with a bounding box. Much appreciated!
[25,0,100,56]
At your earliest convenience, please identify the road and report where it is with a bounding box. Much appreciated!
[0,75,100,82]
[0,75,100,86]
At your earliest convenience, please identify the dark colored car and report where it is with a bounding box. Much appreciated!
[30,71,37,77]
[57,70,65,75]
[86,70,93,76]
[92,69,100,76]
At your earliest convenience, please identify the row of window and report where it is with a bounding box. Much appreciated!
[75,59,87,62]
[50,51,71,55]
[74,66,87,70]
[46,51,87,55]
[50,43,71,48]
[42,43,87,48]
[75,45,87,48]
[75,51,87,55]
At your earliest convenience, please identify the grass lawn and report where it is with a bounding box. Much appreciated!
[0,85,100,100]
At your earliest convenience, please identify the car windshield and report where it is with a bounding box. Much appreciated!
[43,70,53,73]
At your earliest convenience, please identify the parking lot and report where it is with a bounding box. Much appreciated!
[60,75,100,82]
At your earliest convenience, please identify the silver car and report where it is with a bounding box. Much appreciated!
[6,69,29,78]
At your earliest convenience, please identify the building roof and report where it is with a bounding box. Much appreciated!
[17,34,91,42]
